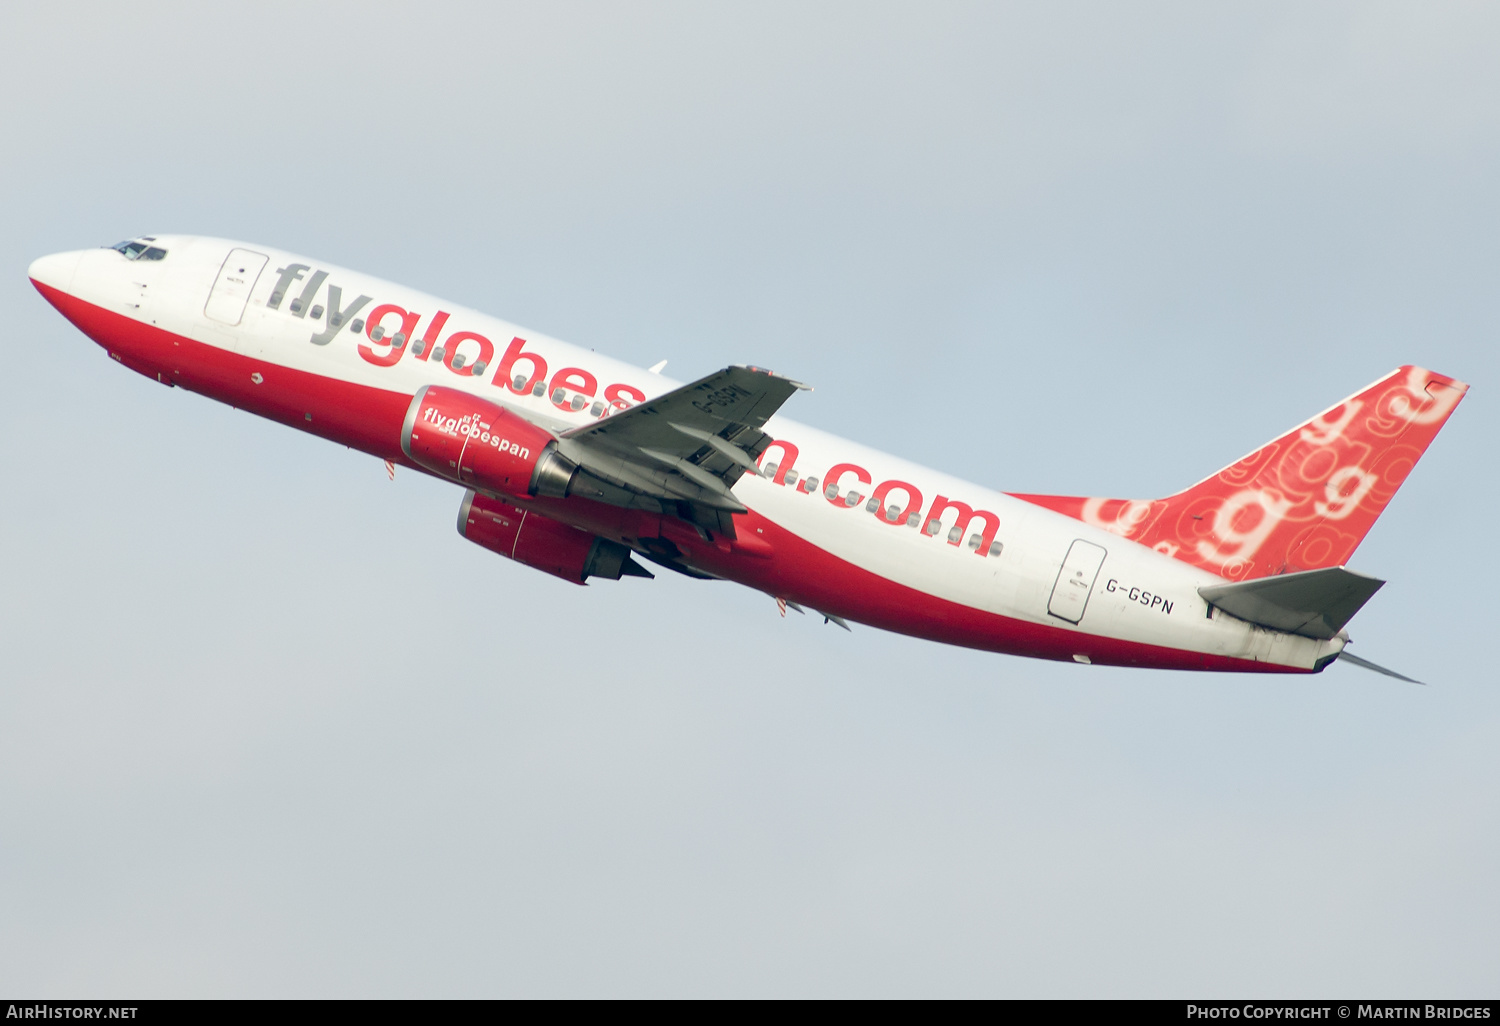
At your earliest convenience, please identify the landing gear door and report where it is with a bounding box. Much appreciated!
[204,248,269,326]
[1048,539,1108,624]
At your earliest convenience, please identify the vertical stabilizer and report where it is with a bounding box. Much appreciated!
[1013,366,1468,580]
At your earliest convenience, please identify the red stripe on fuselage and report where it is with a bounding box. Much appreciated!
[33,280,414,460]
[515,491,1303,674]
[33,279,1305,674]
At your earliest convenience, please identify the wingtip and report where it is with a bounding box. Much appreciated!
[736,364,812,390]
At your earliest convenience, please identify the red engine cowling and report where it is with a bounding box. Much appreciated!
[458,491,649,584]
[401,385,576,497]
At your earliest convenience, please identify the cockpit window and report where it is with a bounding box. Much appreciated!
[110,240,168,261]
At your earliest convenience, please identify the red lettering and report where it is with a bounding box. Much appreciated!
[492,337,548,396]
[359,304,421,367]
[604,383,645,411]
[824,462,872,506]
[757,440,799,485]
[443,331,494,377]
[415,310,450,361]
[549,367,598,409]
[871,480,923,526]
[922,495,1000,555]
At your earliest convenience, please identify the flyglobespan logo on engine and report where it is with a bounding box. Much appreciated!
[421,408,531,457]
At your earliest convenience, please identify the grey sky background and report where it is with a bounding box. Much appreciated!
[2,1,1496,997]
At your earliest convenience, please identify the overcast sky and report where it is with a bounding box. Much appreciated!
[2,1,1496,997]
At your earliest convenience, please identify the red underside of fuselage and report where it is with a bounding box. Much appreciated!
[35,281,1304,674]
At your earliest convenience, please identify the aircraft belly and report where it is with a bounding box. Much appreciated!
[732,436,1334,671]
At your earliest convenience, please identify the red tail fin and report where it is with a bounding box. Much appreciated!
[1012,366,1469,580]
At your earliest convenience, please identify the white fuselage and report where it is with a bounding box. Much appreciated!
[29,235,1343,673]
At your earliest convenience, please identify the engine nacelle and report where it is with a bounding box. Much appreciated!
[401,385,577,498]
[458,491,650,585]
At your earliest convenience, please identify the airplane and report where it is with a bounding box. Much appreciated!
[28,235,1469,681]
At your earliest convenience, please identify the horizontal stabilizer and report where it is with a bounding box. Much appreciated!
[1336,650,1424,685]
[1199,566,1384,640]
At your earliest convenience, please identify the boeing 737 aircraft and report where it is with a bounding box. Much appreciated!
[29,236,1468,680]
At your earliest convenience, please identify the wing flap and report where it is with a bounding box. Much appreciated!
[555,365,805,530]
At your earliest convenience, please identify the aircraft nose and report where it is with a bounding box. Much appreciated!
[28,250,84,294]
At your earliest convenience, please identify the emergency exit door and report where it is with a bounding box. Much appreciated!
[204,248,269,326]
[1048,539,1108,624]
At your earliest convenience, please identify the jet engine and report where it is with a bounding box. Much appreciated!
[458,490,652,585]
[401,385,578,498]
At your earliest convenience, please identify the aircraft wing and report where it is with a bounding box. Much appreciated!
[553,365,808,535]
